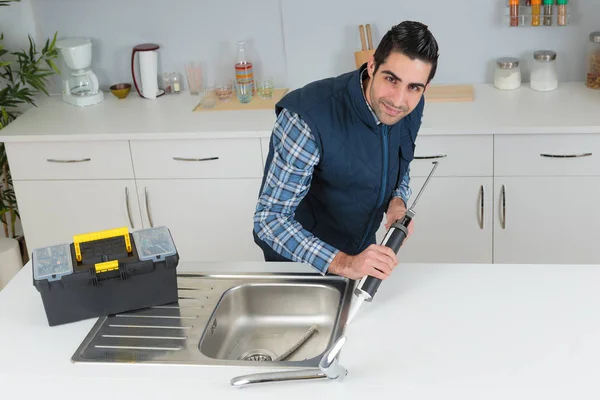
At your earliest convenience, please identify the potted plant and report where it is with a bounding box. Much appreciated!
[0,0,59,261]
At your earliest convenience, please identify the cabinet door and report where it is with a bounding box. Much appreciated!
[12,180,142,251]
[493,177,600,264]
[375,177,493,264]
[137,179,265,262]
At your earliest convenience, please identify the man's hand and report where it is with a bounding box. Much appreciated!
[385,197,408,230]
[327,245,398,280]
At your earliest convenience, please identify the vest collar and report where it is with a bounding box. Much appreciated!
[348,62,381,130]
[359,68,381,126]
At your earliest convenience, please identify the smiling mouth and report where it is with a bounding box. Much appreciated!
[381,101,404,117]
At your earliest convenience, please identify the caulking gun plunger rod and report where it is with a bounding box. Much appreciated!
[347,161,439,324]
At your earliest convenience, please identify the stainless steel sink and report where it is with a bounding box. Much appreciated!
[71,272,353,368]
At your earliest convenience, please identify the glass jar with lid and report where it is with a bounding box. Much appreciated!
[494,57,521,90]
[586,31,600,89]
[530,50,558,92]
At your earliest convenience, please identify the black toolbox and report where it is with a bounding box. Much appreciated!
[32,226,179,326]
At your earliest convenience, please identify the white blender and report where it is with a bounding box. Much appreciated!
[56,38,104,107]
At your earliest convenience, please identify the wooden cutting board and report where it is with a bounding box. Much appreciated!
[193,88,289,112]
[424,84,474,102]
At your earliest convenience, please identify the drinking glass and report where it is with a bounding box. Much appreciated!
[200,84,216,108]
[215,80,233,101]
[235,81,252,103]
[184,61,203,95]
[256,77,274,100]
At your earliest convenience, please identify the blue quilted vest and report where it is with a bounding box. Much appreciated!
[254,63,424,261]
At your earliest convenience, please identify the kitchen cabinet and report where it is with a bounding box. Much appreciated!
[129,137,265,262]
[376,177,494,264]
[136,179,264,262]
[12,180,142,252]
[493,177,600,264]
[374,135,494,264]
[6,129,600,266]
[492,133,600,264]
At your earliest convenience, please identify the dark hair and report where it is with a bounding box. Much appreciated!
[373,21,439,83]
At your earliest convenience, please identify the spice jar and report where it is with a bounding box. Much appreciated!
[556,0,568,26]
[586,31,600,89]
[494,57,521,90]
[161,72,172,94]
[171,72,181,94]
[543,0,553,26]
[530,50,558,92]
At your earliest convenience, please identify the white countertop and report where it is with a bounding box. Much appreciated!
[2,260,600,399]
[0,82,599,142]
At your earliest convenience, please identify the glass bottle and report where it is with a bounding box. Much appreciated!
[171,72,181,94]
[586,31,600,89]
[235,41,255,96]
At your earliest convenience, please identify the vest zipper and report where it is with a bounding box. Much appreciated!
[357,124,389,250]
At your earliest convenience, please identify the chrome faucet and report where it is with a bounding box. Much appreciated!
[230,336,348,388]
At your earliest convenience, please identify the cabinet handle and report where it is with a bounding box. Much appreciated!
[414,154,447,160]
[125,187,135,229]
[501,184,506,230]
[46,158,91,163]
[173,156,219,162]
[540,152,592,158]
[145,187,154,228]
[479,185,484,230]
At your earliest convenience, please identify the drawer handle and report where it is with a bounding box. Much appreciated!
[46,158,91,163]
[479,185,484,230]
[501,184,506,230]
[540,152,592,158]
[414,154,447,160]
[173,156,219,162]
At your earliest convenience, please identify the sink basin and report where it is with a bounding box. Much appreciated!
[71,272,353,368]
[199,282,341,362]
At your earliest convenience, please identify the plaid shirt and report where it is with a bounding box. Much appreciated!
[254,71,413,274]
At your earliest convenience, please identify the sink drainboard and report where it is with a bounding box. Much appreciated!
[70,273,352,367]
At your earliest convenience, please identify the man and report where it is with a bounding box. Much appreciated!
[253,21,439,281]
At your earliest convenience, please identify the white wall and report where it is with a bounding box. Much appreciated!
[0,0,37,238]
[0,0,37,51]
[27,0,600,91]
[32,0,286,93]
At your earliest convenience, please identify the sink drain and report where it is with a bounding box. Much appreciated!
[239,349,276,362]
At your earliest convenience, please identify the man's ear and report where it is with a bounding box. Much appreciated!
[367,55,376,78]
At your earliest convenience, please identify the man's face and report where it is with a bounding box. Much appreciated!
[365,51,432,126]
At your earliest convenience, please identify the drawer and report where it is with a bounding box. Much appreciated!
[410,135,493,177]
[130,138,264,179]
[5,141,134,180]
[495,134,600,176]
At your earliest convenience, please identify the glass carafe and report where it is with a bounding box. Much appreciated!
[69,68,99,96]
